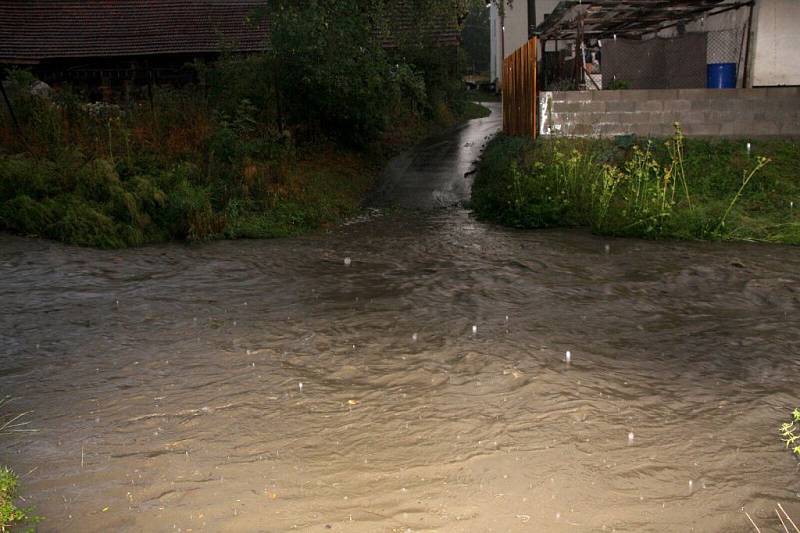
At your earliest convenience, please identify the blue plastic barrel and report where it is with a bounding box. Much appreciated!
[707,63,737,89]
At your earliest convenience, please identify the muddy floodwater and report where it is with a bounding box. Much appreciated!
[2,108,800,532]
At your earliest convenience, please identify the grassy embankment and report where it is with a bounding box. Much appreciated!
[0,60,486,249]
[472,128,800,244]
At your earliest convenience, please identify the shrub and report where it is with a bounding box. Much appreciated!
[472,128,791,243]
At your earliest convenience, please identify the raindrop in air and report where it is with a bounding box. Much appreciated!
[565,350,572,363]
[472,325,477,335]
[604,244,611,254]
[628,432,635,445]
[412,333,418,342]
[298,382,304,391]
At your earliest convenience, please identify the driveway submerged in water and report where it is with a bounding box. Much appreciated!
[369,102,501,209]
[1,106,799,532]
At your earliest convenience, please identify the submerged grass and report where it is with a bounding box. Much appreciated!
[472,128,800,244]
[0,398,39,531]
[0,467,39,532]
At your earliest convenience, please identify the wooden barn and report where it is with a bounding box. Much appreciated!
[0,0,462,96]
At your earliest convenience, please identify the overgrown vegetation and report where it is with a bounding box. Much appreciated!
[0,1,483,248]
[472,127,800,244]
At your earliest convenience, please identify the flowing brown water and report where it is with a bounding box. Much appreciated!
[1,108,799,531]
[1,214,799,532]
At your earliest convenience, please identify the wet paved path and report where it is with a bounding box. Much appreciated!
[370,102,501,209]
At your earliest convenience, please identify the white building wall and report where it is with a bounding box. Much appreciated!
[489,0,563,87]
[490,4,500,83]
[751,0,800,86]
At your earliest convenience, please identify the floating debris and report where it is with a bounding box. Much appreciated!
[344,257,352,266]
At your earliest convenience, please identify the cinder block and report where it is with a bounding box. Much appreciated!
[571,123,593,136]
[631,123,655,137]
[637,100,664,112]
[647,89,679,100]
[719,122,737,137]
[716,111,740,124]
[653,124,676,137]
[677,88,708,100]
[562,91,592,102]
[700,99,726,112]
[662,99,693,113]
[683,123,722,137]
[781,120,800,136]
[598,112,629,125]
[592,90,626,101]
[581,101,607,112]
[605,100,637,112]
[736,88,768,99]
[619,90,652,102]
[777,99,800,112]
[603,123,635,136]
[734,120,777,136]
[558,101,604,113]
[667,110,694,125]
[767,87,800,98]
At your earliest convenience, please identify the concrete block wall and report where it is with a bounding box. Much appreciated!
[539,88,800,138]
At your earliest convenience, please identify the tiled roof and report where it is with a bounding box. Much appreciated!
[0,1,460,64]
[0,0,270,63]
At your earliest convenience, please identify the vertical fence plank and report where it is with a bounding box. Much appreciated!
[502,37,538,138]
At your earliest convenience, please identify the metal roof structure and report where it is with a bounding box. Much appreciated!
[535,0,752,41]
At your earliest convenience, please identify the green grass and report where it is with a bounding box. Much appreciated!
[472,130,800,244]
[0,467,39,531]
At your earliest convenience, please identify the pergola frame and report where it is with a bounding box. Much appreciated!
[535,0,753,41]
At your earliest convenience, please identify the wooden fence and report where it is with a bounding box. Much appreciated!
[502,37,538,138]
